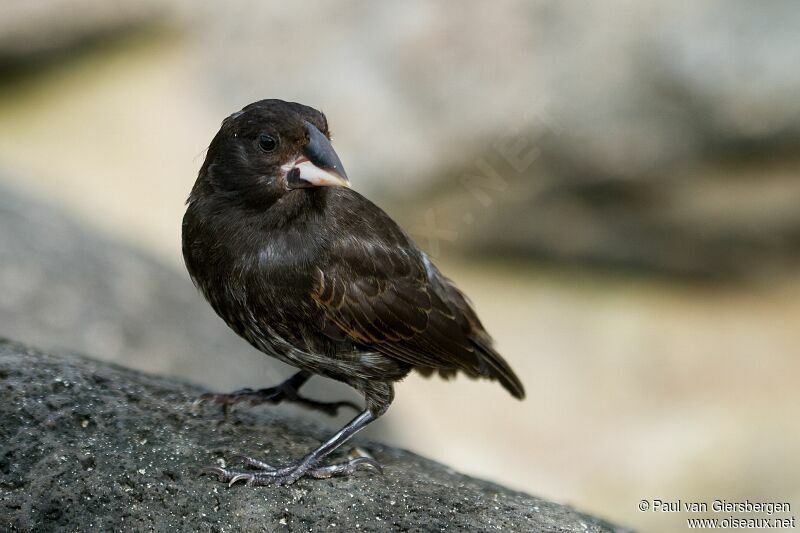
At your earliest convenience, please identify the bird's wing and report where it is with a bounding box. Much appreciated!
[312,236,525,398]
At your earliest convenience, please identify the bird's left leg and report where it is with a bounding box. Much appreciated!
[201,382,393,485]
[199,370,360,417]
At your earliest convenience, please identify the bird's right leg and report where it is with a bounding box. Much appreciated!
[200,381,395,486]
[202,408,383,485]
[199,370,360,417]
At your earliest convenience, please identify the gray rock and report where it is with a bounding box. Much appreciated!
[0,0,164,69]
[0,339,627,532]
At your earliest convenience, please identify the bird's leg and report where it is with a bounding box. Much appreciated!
[198,370,360,417]
[201,409,382,486]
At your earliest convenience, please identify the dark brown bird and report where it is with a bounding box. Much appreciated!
[183,99,524,486]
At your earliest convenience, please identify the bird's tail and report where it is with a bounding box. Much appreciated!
[473,339,525,399]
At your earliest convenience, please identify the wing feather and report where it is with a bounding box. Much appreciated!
[301,190,524,397]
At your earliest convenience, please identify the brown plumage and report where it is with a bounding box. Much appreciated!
[183,99,524,486]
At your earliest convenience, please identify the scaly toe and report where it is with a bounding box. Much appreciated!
[199,450,383,486]
[230,453,276,471]
[307,456,384,479]
[199,462,304,487]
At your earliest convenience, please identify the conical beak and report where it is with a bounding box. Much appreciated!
[286,122,350,189]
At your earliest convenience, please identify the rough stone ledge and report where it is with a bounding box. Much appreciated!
[0,339,627,532]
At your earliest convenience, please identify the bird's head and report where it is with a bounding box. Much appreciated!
[195,99,349,206]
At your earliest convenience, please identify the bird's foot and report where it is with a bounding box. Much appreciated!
[200,450,382,486]
[197,384,359,417]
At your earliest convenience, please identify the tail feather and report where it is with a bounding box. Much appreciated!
[473,340,525,399]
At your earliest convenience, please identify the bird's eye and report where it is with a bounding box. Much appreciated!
[258,134,278,152]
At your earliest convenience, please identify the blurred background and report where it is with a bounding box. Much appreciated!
[1,1,799,531]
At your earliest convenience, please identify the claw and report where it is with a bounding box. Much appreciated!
[228,473,253,487]
[351,456,384,475]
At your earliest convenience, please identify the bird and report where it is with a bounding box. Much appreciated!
[183,99,525,486]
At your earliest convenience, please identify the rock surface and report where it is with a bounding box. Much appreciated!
[0,339,626,532]
[0,0,163,71]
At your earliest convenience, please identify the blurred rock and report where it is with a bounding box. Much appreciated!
[401,148,800,278]
[3,1,799,276]
[178,0,800,277]
[0,0,166,70]
[180,1,800,183]
[0,340,627,532]
[4,1,800,275]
